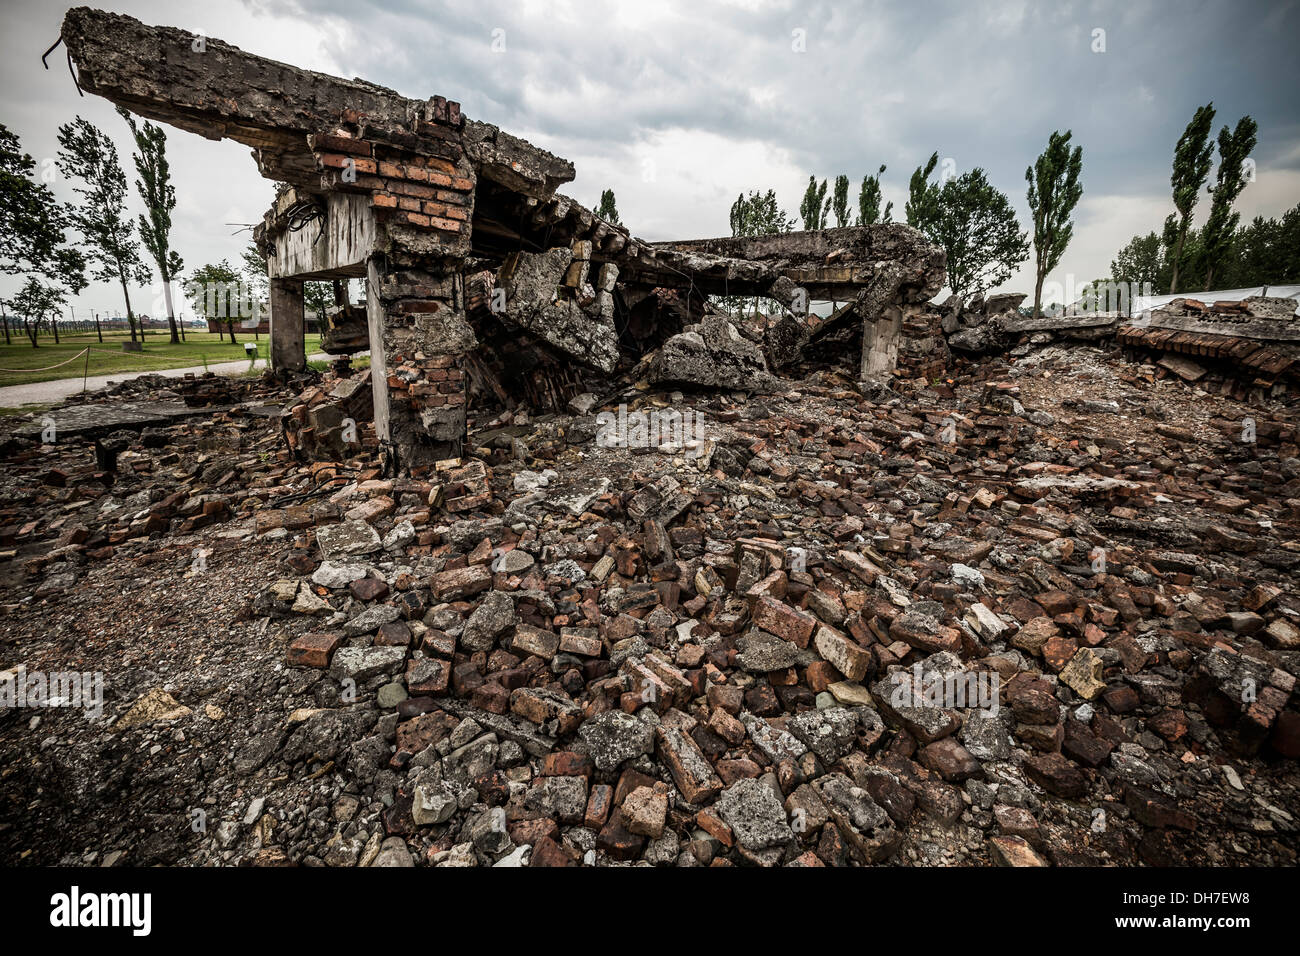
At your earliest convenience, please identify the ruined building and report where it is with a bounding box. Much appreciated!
[59,6,946,472]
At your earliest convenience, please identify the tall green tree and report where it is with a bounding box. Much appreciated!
[596,188,621,226]
[857,165,893,225]
[1199,115,1257,291]
[924,168,1030,300]
[304,282,334,320]
[726,189,794,316]
[242,242,269,302]
[1230,205,1299,287]
[11,277,67,348]
[1025,130,1084,317]
[1109,231,1168,293]
[830,174,850,228]
[1278,204,1300,284]
[241,241,272,337]
[906,152,943,233]
[799,176,830,230]
[186,259,245,343]
[118,107,184,343]
[729,189,795,237]
[1162,103,1216,294]
[1,123,81,279]
[1228,215,1279,288]
[1,122,86,346]
[57,116,151,345]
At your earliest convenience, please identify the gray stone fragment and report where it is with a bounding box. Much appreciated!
[715,777,794,850]
[461,590,517,652]
[787,707,859,762]
[736,629,801,672]
[343,603,400,636]
[371,836,414,867]
[577,710,655,772]
[316,520,382,558]
[311,561,369,588]
[413,781,458,825]
[649,314,777,392]
[741,712,807,763]
[329,645,406,682]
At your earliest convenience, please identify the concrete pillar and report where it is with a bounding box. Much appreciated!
[860,305,902,383]
[269,277,306,372]
[366,257,471,474]
[365,259,391,448]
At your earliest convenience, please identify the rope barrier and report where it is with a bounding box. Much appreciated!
[1,340,265,372]
[0,347,91,372]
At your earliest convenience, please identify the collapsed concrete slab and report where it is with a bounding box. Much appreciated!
[1118,296,1300,390]
[494,246,621,374]
[648,314,777,392]
[648,226,947,379]
[61,7,948,470]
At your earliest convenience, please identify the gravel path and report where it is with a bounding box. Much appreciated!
[0,352,345,408]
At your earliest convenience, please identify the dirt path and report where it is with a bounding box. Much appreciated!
[0,353,346,408]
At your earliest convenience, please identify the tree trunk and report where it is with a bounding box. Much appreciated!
[94,312,103,343]
[1,303,10,346]
[120,278,138,344]
[27,319,38,348]
[1033,266,1046,319]
[162,277,180,344]
[1169,220,1188,294]
[227,319,237,344]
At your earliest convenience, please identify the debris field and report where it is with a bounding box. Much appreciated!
[0,6,1296,869]
[1,333,1297,867]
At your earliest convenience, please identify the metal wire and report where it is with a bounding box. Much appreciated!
[41,37,83,96]
[285,199,327,243]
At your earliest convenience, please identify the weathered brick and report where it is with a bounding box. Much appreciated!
[286,632,342,668]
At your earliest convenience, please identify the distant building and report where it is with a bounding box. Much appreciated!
[1131,284,1299,317]
[205,312,321,334]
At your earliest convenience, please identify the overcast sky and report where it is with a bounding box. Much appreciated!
[2,0,1298,321]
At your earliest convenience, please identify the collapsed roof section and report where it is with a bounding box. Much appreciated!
[60,6,948,472]
[59,7,575,197]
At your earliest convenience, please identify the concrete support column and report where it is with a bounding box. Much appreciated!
[365,259,392,449]
[269,277,307,372]
[367,257,473,474]
[860,305,902,383]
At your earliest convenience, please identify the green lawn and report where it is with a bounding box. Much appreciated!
[0,330,322,387]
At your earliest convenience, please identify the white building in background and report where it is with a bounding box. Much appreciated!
[1130,285,1300,317]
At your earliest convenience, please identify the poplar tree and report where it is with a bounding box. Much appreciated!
[119,107,184,343]
[1162,103,1216,293]
[799,176,830,230]
[596,188,621,226]
[57,116,151,346]
[830,174,850,228]
[1025,130,1084,318]
[1200,115,1257,291]
[857,165,893,225]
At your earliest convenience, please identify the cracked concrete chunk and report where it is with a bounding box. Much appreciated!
[316,520,382,559]
[715,777,794,850]
[649,315,776,391]
[577,710,655,772]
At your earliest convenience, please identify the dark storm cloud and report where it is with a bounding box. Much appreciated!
[1,0,1297,317]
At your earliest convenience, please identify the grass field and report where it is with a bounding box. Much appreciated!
[0,330,322,387]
